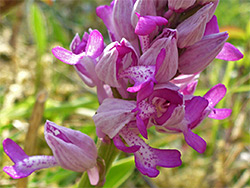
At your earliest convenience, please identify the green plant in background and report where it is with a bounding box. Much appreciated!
[0,0,249,188]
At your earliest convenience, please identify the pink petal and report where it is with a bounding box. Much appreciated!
[208,108,232,119]
[204,15,219,36]
[85,30,104,58]
[183,129,207,153]
[52,46,84,65]
[203,83,227,108]
[216,42,244,61]
[135,13,168,36]
[87,166,99,186]
[185,96,209,129]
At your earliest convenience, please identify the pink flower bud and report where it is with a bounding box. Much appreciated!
[44,120,98,172]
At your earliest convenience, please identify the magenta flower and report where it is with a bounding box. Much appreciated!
[47,0,244,180]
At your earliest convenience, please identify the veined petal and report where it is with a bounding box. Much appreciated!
[93,98,137,138]
[113,0,137,41]
[52,46,84,65]
[179,32,228,74]
[177,3,213,48]
[168,0,196,12]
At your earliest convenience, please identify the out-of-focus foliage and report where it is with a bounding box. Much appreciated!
[0,0,249,187]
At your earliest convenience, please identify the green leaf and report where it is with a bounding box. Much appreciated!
[104,156,135,188]
[29,3,47,55]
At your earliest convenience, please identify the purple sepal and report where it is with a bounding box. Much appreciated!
[204,15,219,36]
[183,129,207,153]
[135,13,168,36]
[93,98,136,138]
[176,3,213,48]
[113,134,140,153]
[113,0,137,41]
[3,138,58,179]
[204,16,244,61]
[185,96,209,129]
[179,32,228,74]
[52,46,84,65]
[96,2,118,42]
[216,42,244,61]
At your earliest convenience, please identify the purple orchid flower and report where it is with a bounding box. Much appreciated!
[3,121,99,185]
[52,30,111,103]
[155,96,209,153]
[113,125,182,178]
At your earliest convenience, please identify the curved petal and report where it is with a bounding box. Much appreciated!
[183,129,207,153]
[113,134,140,153]
[208,108,232,119]
[216,42,244,61]
[52,46,84,65]
[203,83,227,108]
[86,30,104,58]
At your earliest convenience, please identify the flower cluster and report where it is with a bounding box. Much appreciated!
[3,0,243,185]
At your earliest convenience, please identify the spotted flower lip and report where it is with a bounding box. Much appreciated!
[3,138,58,179]
[114,126,182,178]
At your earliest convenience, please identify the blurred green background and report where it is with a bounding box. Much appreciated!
[0,0,249,187]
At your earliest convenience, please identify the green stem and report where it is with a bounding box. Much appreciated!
[78,138,120,188]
